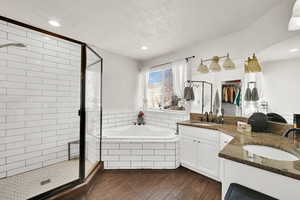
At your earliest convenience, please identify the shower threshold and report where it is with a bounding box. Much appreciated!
[0,159,94,200]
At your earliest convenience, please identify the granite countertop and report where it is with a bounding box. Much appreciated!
[177,120,300,180]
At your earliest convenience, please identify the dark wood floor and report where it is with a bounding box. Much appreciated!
[77,167,221,200]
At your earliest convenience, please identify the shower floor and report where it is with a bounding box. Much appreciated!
[0,159,94,200]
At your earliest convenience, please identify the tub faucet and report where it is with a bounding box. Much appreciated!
[282,128,300,137]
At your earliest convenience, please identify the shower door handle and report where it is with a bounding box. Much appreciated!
[78,109,81,116]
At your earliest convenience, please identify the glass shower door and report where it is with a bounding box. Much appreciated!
[85,46,102,177]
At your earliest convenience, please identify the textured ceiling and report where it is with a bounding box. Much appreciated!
[0,0,281,60]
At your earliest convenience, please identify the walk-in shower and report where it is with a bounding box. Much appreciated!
[0,16,103,200]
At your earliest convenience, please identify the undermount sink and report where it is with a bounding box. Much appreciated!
[243,145,299,161]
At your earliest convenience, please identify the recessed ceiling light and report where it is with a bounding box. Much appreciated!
[290,48,300,52]
[141,46,148,50]
[48,20,61,27]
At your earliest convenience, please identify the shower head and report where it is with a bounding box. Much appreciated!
[0,43,27,49]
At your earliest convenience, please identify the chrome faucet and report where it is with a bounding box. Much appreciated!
[204,112,209,122]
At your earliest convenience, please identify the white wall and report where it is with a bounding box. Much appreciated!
[262,57,300,123]
[96,49,140,112]
[141,0,299,115]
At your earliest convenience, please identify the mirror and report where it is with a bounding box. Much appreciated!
[190,35,300,124]
[254,35,300,123]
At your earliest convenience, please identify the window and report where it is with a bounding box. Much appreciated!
[146,67,185,111]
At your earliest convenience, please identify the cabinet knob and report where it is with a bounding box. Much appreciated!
[198,141,200,143]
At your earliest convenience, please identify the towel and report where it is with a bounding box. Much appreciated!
[213,89,220,114]
[251,87,259,101]
[184,86,194,101]
[245,87,252,101]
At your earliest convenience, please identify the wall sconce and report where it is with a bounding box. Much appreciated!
[209,56,222,72]
[223,53,236,70]
[197,59,209,73]
[197,53,235,73]
[245,53,262,73]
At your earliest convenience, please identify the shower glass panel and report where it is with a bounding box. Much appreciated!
[85,46,102,177]
[0,18,81,199]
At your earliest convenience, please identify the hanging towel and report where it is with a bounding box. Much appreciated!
[213,89,220,114]
[251,87,259,101]
[190,87,194,101]
[245,87,252,101]
[184,86,194,101]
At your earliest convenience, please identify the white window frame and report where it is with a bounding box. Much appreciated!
[146,65,171,110]
[145,64,187,113]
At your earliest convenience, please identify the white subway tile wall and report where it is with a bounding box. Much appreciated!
[102,111,137,129]
[144,111,189,130]
[102,141,180,169]
[0,20,81,178]
[102,111,189,130]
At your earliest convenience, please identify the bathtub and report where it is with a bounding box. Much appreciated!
[102,125,178,142]
[101,125,180,169]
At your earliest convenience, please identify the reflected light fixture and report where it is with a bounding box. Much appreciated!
[290,48,300,52]
[223,53,236,70]
[141,46,148,50]
[48,20,61,27]
[197,59,209,73]
[252,54,262,72]
[209,56,221,72]
[289,0,300,31]
[244,54,262,73]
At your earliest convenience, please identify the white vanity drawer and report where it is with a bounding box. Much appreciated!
[179,125,219,142]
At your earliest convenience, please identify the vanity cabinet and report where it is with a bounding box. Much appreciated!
[196,139,220,179]
[180,136,198,169]
[179,125,220,181]
[219,133,234,183]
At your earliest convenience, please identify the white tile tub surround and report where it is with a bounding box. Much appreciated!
[102,111,189,131]
[0,20,81,178]
[100,111,186,169]
[102,111,137,129]
[102,141,180,169]
[144,111,189,130]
